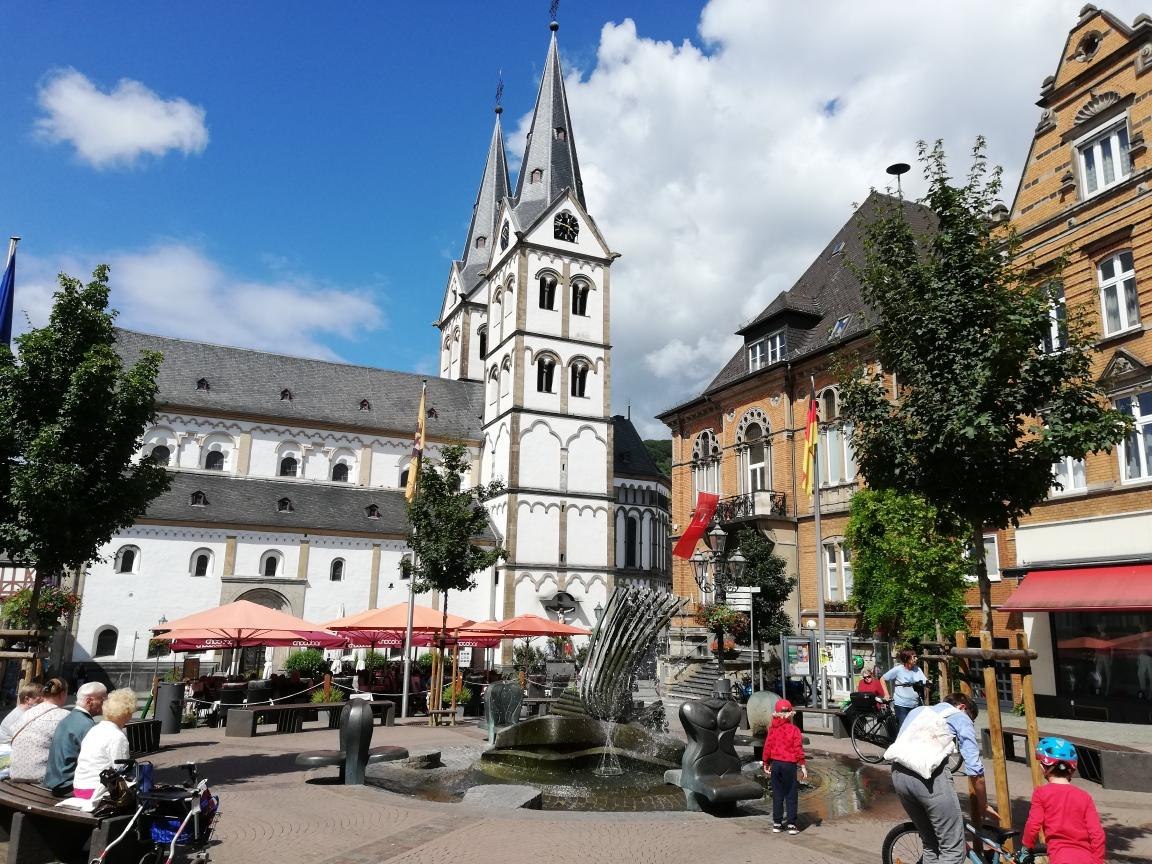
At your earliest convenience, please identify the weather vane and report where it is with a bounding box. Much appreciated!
[550,0,560,22]
[495,71,504,111]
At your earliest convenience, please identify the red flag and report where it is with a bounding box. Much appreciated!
[800,397,819,497]
[673,492,720,559]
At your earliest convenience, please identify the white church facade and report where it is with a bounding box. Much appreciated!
[65,23,670,681]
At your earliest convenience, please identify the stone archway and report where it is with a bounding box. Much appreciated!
[233,588,292,677]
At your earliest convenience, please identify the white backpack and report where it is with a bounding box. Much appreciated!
[884,704,959,779]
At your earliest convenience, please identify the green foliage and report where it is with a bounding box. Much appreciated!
[642,439,673,476]
[739,531,795,645]
[0,266,170,620]
[311,687,346,704]
[441,682,473,705]
[284,648,327,679]
[845,488,969,642]
[414,652,435,673]
[406,444,507,630]
[512,641,546,670]
[363,650,389,671]
[695,603,747,637]
[1,585,81,631]
[839,140,1130,631]
[162,667,184,683]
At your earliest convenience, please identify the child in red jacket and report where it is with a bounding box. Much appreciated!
[1021,737,1105,864]
[761,698,807,834]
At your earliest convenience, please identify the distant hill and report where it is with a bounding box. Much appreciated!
[643,439,672,477]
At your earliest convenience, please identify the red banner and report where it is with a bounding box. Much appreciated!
[673,492,720,559]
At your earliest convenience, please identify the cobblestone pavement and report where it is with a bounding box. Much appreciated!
[126,717,1152,864]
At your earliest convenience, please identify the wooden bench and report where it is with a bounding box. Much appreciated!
[0,780,141,863]
[793,706,848,739]
[125,719,161,756]
[427,708,456,727]
[981,726,1152,792]
[225,700,395,737]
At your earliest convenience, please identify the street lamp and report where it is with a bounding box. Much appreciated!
[690,525,748,674]
[592,602,604,623]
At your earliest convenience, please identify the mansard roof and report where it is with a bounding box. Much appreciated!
[612,415,666,481]
[115,329,485,441]
[456,112,511,294]
[659,192,936,416]
[142,471,415,536]
[512,24,586,229]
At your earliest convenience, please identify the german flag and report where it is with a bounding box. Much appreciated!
[404,382,427,503]
[800,395,819,497]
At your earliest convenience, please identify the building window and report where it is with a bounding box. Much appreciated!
[530,168,543,184]
[966,535,1001,583]
[1098,251,1140,336]
[331,462,350,483]
[554,127,567,141]
[570,363,588,398]
[1043,280,1068,353]
[539,274,557,310]
[280,388,293,401]
[478,326,488,358]
[767,330,786,364]
[571,281,589,315]
[190,490,208,507]
[278,456,298,477]
[114,545,139,574]
[823,540,853,602]
[1118,390,1152,481]
[1079,121,1130,197]
[203,450,225,471]
[537,356,556,393]
[330,559,345,582]
[829,315,851,341]
[277,497,294,513]
[691,430,721,498]
[190,549,212,577]
[476,235,486,249]
[149,445,171,466]
[625,516,639,568]
[500,223,510,250]
[366,504,380,519]
[747,339,765,372]
[819,389,857,485]
[399,467,410,489]
[741,422,769,493]
[94,628,118,658]
[1051,456,1087,495]
[359,399,371,411]
[196,378,209,391]
[260,551,281,578]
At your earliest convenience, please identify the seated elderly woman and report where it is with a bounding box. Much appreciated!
[71,688,137,799]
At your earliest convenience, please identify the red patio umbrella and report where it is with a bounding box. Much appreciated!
[469,613,589,638]
[324,602,473,634]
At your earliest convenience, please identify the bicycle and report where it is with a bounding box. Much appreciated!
[93,759,219,864]
[849,697,963,773]
[882,820,1045,864]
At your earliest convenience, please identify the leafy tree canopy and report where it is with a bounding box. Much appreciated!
[739,530,795,646]
[406,443,506,626]
[839,140,1130,630]
[643,438,673,476]
[845,488,969,643]
[0,265,169,617]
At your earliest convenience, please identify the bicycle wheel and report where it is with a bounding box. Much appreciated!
[851,712,890,764]
[882,822,924,864]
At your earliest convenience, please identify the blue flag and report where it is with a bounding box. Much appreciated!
[0,244,14,347]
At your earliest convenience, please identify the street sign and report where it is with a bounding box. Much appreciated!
[724,586,760,611]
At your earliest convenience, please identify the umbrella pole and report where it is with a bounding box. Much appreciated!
[400,586,416,719]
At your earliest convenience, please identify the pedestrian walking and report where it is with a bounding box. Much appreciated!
[883,648,928,729]
[761,698,807,834]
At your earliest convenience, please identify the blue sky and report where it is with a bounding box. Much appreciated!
[3,1,1147,435]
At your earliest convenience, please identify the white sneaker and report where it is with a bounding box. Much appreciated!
[787,825,800,835]
[772,823,783,833]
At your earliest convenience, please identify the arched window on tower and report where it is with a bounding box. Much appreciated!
[500,223,510,250]
[478,325,488,358]
[204,450,225,471]
[536,356,556,393]
[331,462,350,483]
[94,628,118,658]
[115,545,140,574]
[190,549,212,577]
[571,280,589,315]
[149,444,171,466]
[279,456,298,477]
[330,559,345,582]
[260,551,282,578]
[570,362,589,398]
[625,515,639,568]
[538,274,557,310]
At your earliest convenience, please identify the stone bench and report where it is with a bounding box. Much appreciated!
[293,700,406,785]
[227,699,394,737]
[982,726,1152,792]
[0,780,141,863]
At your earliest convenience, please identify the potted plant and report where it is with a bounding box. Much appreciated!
[441,681,473,718]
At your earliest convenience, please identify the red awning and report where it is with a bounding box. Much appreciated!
[1002,565,1152,612]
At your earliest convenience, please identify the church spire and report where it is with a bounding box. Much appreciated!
[512,21,585,227]
[458,106,510,290]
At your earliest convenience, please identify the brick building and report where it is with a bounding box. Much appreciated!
[997,4,1152,725]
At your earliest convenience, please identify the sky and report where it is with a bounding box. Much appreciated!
[3,1,1149,438]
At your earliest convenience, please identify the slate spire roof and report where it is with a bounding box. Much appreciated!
[512,22,586,228]
[457,109,510,292]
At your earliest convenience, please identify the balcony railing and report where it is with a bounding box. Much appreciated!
[715,490,787,523]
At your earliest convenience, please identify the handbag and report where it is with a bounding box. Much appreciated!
[90,766,137,818]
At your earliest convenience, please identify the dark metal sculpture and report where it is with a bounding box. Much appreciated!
[668,694,763,813]
[484,681,524,744]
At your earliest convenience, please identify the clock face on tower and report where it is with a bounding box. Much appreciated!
[554,211,579,243]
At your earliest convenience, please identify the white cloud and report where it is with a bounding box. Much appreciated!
[537,0,1147,436]
[35,69,208,169]
[13,244,384,360]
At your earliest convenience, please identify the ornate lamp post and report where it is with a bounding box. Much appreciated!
[689,525,747,675]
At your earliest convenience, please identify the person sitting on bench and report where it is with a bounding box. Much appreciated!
[44,682,106,796]
[9,679,70,784]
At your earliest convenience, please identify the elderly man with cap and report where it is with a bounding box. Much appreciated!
[44,680,107,796]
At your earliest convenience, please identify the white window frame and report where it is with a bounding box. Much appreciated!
[1077,119,1131,198]
[747,339,765,372]
[1042,280,1068,354]
[259,550,283,579]
[189,548,213,578]
[823,540,853,602]
[1097,251,1140,337]
[1117,390,1152,482]
[1050,455,1086,496]
[767,330,786,364]
[114,545,140,575]
[965,534,1001,583]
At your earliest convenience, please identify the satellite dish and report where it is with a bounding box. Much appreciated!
[886,162,911,176]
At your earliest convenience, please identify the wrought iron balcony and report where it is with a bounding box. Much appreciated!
[715,490,787,523]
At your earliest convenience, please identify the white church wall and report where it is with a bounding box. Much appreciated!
[233,533,301,579]
[518,421,562,489]
[566,504,608,567]
[565,425,608,495]
[515,501,560,564]
[299,537,378,624]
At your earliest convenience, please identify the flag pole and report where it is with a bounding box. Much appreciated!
[810,376,828,715]
[400,380,428,720]
[1,237,19,348]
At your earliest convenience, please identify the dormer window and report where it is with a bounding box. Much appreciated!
[831,240,846,257]
[828,315,851,341]
[476,236,487,249]
[280,388,292,401]
[530,168,543,184]
[554,127,567,141]
[748,330,786,372]
[277,497,294,513]
[196,378,210,391]
[767,330,786,364]
[359,399,371,411]
[190,491,208,507]
[366,504,380,519]
[500,223,510,250]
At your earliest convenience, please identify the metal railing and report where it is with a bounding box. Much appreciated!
[715,490,787,522]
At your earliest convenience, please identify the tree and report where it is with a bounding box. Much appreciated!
[839,140,1131,632]
[406,443,506,639]
[0,266,169,632]
[737,531,795,648]
[845,488,969,643]
[642,438,672,476]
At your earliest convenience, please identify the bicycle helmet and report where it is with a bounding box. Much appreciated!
[1035,736,1078,770]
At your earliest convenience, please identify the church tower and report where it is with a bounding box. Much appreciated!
[437,21,617,629]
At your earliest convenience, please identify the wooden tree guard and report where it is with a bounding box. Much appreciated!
[979,630,1013,839]
[954,631,973,699]
[1016,631,1044,791]
[449,644,460,715]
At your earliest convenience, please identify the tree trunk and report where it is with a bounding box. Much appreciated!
[971,524,994,634]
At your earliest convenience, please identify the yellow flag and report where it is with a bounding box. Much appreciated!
[405,383,427,503]
[800,397,819,497]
